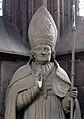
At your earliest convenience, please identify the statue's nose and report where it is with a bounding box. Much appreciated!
[41,49,46,55]
[41,52,46,55]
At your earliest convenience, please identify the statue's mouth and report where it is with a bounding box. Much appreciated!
[37,60,49,65]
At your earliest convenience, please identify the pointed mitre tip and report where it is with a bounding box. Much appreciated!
[33,5,52,18]
[36,5,47,13]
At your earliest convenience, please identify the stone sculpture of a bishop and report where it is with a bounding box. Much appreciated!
[4,6,81,119]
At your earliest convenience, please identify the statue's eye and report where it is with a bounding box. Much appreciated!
[44,47,50,52]
[35,47,41,51]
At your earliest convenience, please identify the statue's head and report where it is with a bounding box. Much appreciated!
[28,6,58,64]
[32,44,51,65]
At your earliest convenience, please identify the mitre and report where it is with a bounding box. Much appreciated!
[28,5,58,49]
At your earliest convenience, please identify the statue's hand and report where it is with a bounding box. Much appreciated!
[37,80,42,88]
[35,70,44,89]
[66,87,78,102]
[62,87,78,113]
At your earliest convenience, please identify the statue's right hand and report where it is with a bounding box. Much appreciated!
[37,80,42,88]
[35,70,44,89]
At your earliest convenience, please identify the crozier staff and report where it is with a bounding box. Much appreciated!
[70,1,77,119]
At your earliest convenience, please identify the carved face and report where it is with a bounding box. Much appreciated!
[33,44,51,65]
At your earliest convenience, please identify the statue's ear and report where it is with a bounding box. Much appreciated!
[30,50,35,58]
[32,48,35,54]
[29,51,35,64]
[51,48,55,61]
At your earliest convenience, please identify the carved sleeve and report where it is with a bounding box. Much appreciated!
[16,85,39,110]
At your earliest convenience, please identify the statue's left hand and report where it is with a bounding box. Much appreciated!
[66,87,78,101]
[62,87,78,113]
